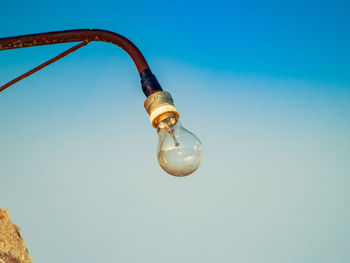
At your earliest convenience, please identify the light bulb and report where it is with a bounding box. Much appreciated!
[143,90,202,177]
[156,115,202,177]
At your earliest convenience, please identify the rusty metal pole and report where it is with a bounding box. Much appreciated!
[0,29,162,96]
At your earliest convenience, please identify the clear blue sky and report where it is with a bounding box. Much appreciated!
[1,0,349,85]
[1,0,350,262]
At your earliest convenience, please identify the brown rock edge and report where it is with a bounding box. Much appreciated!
[0,209,32,263]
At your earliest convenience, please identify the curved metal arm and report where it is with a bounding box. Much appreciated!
[0,29,163,96]
[0,29,149,73]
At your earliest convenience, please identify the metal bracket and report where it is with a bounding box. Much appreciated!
[0,41,88,92]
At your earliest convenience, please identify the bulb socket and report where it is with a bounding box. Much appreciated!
[144,91,180,128]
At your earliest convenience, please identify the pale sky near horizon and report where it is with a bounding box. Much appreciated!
[1,0,350,262]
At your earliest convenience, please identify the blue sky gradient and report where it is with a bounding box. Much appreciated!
[1,0,350,262]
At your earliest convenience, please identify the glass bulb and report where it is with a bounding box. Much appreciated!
[156,115,202,177]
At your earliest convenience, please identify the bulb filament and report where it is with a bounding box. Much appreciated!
[169,128,180,147]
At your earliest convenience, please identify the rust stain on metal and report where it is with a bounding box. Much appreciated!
[0,29,150,73]
[0,29,151,92]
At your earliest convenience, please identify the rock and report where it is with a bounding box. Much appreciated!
[0,209,32,263]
